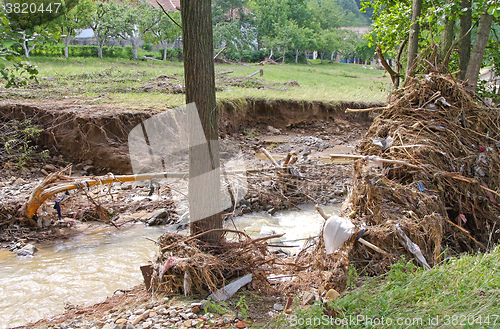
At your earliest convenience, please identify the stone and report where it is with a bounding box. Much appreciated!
[273,303,284,311]
[43,164,57,171]
[183,320,192,327]
[13,178,27,185]
[116,319,128,324]
[142,322,152,329]
[125,323,136,329]
[268,126,281,134]
[102,324,116,329]
[179,313,190,320]
[169,309,177,317]
[148,311,157,318]
[132,314,144,325]
[190,306,200,314]
[324,289,340,301]
[302,291,315,305]
[16,243,38,257]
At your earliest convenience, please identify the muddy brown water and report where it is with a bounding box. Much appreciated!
[0,205,341,328]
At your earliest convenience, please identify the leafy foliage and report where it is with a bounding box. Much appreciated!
[0,119,46,167]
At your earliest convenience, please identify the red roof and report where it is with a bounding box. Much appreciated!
[144,0,180,11]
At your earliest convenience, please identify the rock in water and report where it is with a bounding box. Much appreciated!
[16,244,38,257]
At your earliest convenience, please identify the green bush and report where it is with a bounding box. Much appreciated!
[142,44,153,51]
[158,47,183,61]
[12,44,139,58]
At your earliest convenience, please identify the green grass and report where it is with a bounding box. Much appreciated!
[275,247,500,328]
[0,57,391,109]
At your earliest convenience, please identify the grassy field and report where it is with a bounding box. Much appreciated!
[275,247,500,328]
[0,57,391,109]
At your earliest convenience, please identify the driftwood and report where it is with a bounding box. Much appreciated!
[328,154,422,169]
[247,69,263,78]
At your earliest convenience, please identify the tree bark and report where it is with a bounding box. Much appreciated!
[406,0,422,77]
[96,31,103,59]
[162,43,167,61]
[458,0,472,80]
[131,37,138,59]
[23,40,30,58]
[64,36,70,59]
[295,48,299,64]
[282,47,286,64]
[465,12,493,92]
[440,16,455,66]
[181,0,222,243]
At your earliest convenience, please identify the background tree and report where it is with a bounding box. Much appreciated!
[0,13,38,87]
[307,0,345,29]
[80,0,122,59]
[115,1,159,60]
[363,0,500,91]
[49,4,86,58]
[144,9,182,61]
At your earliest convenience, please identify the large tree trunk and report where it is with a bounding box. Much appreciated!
[440,15,455,66]
[465,12,493,92]
[295,48,299,64]
[181,0,222,243]
[458,0,472,80]
[406,0,422,77]
[282,47,286,64]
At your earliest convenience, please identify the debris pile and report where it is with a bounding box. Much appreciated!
[337,72,500,273]
[149,229,283,295]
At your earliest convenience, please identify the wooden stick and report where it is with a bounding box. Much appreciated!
[217,70,234,75]
[358,238,388,255]
[345,106,389,113]
[214,45,227,60]
[329,154,422,169]
[442,217,487,249]
[315,204,329,220]
[260,148,281,168]
[247,69,263,78]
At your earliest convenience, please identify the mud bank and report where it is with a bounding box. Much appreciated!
[0,99,379,174]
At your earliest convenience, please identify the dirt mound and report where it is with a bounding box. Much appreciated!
[336,72,500,273]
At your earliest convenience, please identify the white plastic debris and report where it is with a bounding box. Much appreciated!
[323,215,356,255]
[372,136,394,150]
[395,224,431,270]
[207,273,252,302]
